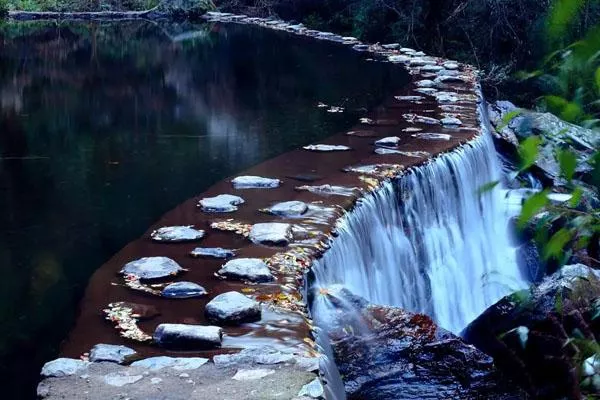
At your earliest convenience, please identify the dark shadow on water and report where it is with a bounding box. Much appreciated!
[0,20,408,398]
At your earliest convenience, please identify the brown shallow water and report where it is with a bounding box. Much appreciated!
[62,60,480,360]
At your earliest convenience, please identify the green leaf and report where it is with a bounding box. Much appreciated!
[518,190,549,228]
[497,109,523,131]
[556,148,577,181]
[569,187,583,207]
[596,66,600,93]
[518,136,542,171]
[547,0,584,43]
[543,228,573,260]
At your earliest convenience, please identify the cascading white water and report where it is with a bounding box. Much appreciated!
[311,131,528,334]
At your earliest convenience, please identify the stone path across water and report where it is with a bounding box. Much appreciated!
[39,11,484,400]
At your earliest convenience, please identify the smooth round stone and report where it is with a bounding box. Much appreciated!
[89,344,136,364]
[205,291,261,325]
[249,223,292,246]
[198,194,244,213]
[161,282,207,298]
[218,258,274,282]
[416,79,435,88]
[150,226,205,242]
[153,324,222,349]
[121,257,184,280]
[190,247,236,259]
[231,176,281,189]
[441,117,463,126]
[267,201,308,217]
[375,136,401,147]
[443,62,460,70]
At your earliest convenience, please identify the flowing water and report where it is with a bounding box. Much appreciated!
[0,20,406,398]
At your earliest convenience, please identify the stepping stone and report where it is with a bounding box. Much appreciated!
[153,324,222,349]
[443,61,459,70]
[265,201,308,217]
[388,55,411,63]
[161,282,207,298]
[375,148,402,155]
[205,291,261,325]
[295,184,358,197]
[421,65,444,72]
[89,344,136,364]
[249,223,292,246]
[375,137,401,147]
[285,173,323,182]
[131,356,209,370]
[121,257,184,280]
[435,75,469,85]
[394,95,425,102]
[190,247,236,259]
[198,194,244,213]
[382,43,399,49]
[150,226,205,242]
[412,133,452,141]
[231,176,281,189]
[41,358,88,378]
[302,144,351,152]
[441,116,463,126]
[414,88,438,95]
[416,79,435,88]
[435,92,459,103]
[345,130,377,137]
[218,258,274,282]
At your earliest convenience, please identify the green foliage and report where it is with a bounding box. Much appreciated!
[517,135,542,171]
[0,0,8,16]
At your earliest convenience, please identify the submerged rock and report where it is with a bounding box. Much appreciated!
[153,323,222,349]
[41,358,88,378]
[190,247,236,259]
[198,194,245,213]
[249,223,292,246]
[295,184,359,197]
[120,257,184,280]
[161,281,207,298]
[265,201,309,217]
[231,176,281,189]
[463,264,600,398]
[322,290,523,399]
[89,344,136,364]
[150,226,205,242]
[205,291,261,325]
[302,144,351,152]
[218,258,274,282]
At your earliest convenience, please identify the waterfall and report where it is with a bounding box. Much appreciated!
[309,129,528,330]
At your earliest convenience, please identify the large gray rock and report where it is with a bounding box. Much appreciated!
[41,358,88,378]
[231,176,281,189]
[198,194,244,213]
[218,258,274,282]
[150,226,205,242]
[161,281,207,298]
[153,324,222,349]
[265,201,308,217]
[89,344,136,364]
[131,356,209,370]
[249,223,292,246]
[120,257,183,280]
[205,291,261,325]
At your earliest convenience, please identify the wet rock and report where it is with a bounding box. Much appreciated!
[41,358,88,378]
[516,240,544,282]
[421,64,444,72]
[325,290,523,399]
[409,57,437,66]
[412,133,451,140]
[416,79,436,88]
[120,257,184,280]
[374,136,401,147]
[153,324,222,349]
[359,117,399,126]
[443,61,460,70]
[103,373,143,387]
[375,148,430,157]
[285,173,324,182]
[205,291,261,325]
[382,43,399,49]
[435,92,459,103]
[394,95,425,102]
[131,356,209,370]
[198,194,245,213]
[265,201,308,217]
[404,114,440,125]
[249,222,292,246]
[231,175,281,189]
[345,130,377,137]
[374,148,402,155]
[414,87,438,95]
[435,75,469,85]
[295,184,358,197]
[161,281,208,298]
[218,258,274,282]
[298,378,324,398]
[89,344,136,364]
[213,346,296,366]
[190,247,236,259]
[303,144,351,152]
[387,54,411,63]
[463,264,600,398]
[150,226,205,242]
[441,116,463,126]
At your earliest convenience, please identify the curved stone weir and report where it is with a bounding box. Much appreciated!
[36,13,522,400]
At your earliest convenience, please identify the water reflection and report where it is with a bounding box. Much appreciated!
[0,20,405,398]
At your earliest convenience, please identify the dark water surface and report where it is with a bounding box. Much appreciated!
[0,20,406,398]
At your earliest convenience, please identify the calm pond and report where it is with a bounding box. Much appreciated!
[0,20,407,398]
